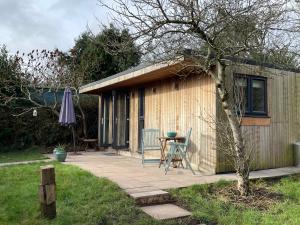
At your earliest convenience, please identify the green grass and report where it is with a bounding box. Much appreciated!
[170,176,300,225]
[0,146,48,163]
[0,162,188,225]
[2,161,299,225]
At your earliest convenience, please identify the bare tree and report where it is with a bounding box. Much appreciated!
[200,74,256,192]
[3,49,89,137]
[100,0,299,195]
[12,49,63,117]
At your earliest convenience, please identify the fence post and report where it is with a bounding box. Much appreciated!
[39,165,56,219]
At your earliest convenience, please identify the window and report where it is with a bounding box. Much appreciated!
[235,75,267,116]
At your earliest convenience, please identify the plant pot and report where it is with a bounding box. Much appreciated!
[54,149,67,162]
[166,131,177,138]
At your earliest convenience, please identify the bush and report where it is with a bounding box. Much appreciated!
[0,94,98,150]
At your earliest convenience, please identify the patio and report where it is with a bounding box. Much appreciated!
[48,151,300,192]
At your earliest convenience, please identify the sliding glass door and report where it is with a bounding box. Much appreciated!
[112,91,130,149]
[100,90,130,149]
[100,94,112,147]
[138,88,145,150]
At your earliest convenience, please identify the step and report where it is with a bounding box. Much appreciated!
[141,203,192,220]
[125,186,160,194]
[130,190,173,206]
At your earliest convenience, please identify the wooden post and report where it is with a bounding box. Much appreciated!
[39,165,56,219]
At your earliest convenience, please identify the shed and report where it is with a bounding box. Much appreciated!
[80,56,300,174]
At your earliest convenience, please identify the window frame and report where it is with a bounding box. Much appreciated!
[234,74,268,117]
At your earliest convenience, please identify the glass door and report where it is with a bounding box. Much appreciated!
[100,94,112,147]
[112,91,130,149]
[138,88,145,150]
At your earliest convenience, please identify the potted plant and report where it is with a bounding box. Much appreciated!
[53,144,67,162]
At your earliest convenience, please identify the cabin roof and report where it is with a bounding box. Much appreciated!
[79,55,300,94]
[79,56,186,94]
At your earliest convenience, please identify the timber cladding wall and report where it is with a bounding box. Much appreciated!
[98,61,300,174]
[216,63,300,173]
[129,73,217,173]
[129,88,139,155]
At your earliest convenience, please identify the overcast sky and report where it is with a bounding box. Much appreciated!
[0,0,110,54]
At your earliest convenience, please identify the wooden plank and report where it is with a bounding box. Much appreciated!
[40,165,56,219]
[39,184,56,204]
[241,117,271,126]
[40,165,55,185]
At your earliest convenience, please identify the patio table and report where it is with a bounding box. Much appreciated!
[158,136,185,168]
[82,138,98,151]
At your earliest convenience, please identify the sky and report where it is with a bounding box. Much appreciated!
[0,0,110,54]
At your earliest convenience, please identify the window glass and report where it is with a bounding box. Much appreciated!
[235,77,248,112]
[252,79,265,112]
[234,74,267,116]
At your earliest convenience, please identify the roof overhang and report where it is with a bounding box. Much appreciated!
[79,54,300,95]
[79,56,188,94]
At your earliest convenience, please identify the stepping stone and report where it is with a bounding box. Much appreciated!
[125,186,160,194]
[141,203,192,220]
[130,190,173,206]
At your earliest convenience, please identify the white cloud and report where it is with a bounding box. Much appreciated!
[0,0,109,54]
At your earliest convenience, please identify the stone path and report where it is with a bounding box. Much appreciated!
[46,151,300,222]
[0,159,53,167]
[129,188,192,221]
[48,151,300,190]
[141,204,192,220]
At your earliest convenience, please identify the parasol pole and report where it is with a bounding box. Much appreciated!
[71,125,76,154]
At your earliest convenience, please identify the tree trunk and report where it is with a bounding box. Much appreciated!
[214,60,250,196]
[237,168,250,196]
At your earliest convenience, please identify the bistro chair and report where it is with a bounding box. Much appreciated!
[164,128,195,175]
[141,128,161,166]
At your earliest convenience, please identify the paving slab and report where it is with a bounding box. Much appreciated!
[130,190,173,206]
[141,204,192,220]
[125,186,161,194]
[46,152,300,190]
[130,190,169,198]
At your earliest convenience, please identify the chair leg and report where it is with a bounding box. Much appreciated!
[164,155,172,174]
[164,145,176,174]
[178,148,195,175]
[182,154,195,175]
[141,147,145,167]
[179,160,184,168]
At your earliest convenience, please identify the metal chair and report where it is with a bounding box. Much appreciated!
[141,128,161,165]
[164,128,195,175]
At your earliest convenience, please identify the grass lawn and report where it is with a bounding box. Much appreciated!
[171,175,300,225]
[0,162,187,225]
[0,146,48,163]
[1,160,299,225]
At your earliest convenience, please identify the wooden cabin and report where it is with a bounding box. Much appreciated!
[79,56,300,174]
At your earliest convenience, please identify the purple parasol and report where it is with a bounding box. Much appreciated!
[59,87,77,154]
[59,87,76,125]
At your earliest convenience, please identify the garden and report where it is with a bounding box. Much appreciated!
[1,1,300,225]
[0,148,299,225]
